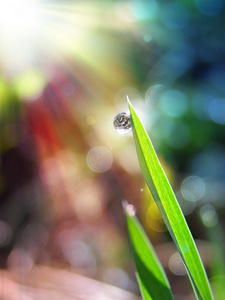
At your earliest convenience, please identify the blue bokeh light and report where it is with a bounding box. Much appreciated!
[194,0,223,16]
[208,98,225,124]
[161,2,190,30]
[159,89,189,118]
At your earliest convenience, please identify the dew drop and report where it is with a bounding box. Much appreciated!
[113,111,132,134]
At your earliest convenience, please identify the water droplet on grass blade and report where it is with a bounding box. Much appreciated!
[113,111,131,134]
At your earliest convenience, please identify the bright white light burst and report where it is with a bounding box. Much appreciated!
[0,0,134,80]
[0,0,100,76]
[0,0,40,34]
[0,0,42,74]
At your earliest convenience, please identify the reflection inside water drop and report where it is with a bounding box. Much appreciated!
[113,111,132,134]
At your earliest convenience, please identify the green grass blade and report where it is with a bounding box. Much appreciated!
[128,100,214,300]
[207,223,225,300]
[124,202,174,300]
[200,209,225,300]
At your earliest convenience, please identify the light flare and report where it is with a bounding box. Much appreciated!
[0,0,41,73]
[0,0,41,34]
[0,0,136,100]
[0,0,107,76]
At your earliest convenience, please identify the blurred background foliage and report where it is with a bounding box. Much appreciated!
[0,0,225,299]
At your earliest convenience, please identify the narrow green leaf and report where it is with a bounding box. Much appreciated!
[124,202,174,300]
[202,212,225,300]
[128,100,214,300]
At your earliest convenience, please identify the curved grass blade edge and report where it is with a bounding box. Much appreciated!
[128,99,214,300]
[124,202,174,300]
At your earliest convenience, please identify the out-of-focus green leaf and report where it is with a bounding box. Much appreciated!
[128,100,214,300]
[124,202,174,300]
[200,206,225,300]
